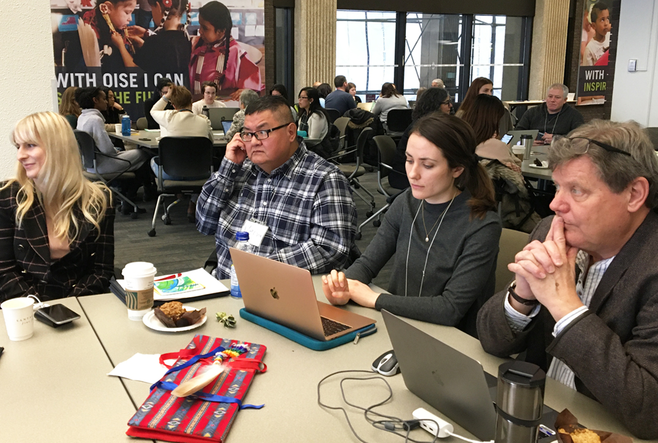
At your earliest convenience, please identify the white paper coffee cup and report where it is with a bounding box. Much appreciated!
[114,123,122,134]
[1,297,35,341]
[122,262,157,321]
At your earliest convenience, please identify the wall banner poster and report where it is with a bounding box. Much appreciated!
[52,0,265,120]
[576,0,620,105]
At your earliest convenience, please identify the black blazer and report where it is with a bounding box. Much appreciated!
[0,181,115,302]
[477,213,658,439]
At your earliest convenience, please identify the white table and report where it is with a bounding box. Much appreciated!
[77,277,646,443]
[0,297,141,442]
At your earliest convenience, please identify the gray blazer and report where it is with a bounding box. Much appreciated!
[477,212,658,439]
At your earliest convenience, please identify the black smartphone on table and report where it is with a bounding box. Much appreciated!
[35,304,81,328]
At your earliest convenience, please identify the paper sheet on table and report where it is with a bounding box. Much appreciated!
[108,353,169,383]
[117,268,228,301]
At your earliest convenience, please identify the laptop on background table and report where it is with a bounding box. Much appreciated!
[230,248,376,341]
[505,129,539,146]
[208,108,239,131]
[382,310,557,441]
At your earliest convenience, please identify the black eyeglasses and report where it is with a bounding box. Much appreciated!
[560,136,632,157]
[240,123,291,142]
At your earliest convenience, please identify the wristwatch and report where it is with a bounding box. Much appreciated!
[508,281,539,306]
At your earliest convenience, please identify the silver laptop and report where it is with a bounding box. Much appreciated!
[230,248,376,341]
[505,129,539,146]
[382,310,557,441]
[208,107,239,130]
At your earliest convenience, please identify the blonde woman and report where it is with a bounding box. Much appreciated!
[0,112,114,302]
[59,86,81,129]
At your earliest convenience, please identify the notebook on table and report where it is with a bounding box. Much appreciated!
[382,310,558,441]
[230,248,376,341]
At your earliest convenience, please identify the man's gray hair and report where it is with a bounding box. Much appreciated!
[240,89,259,108]
[548,119,658,209]
[547,83,569,97]
[432,78,445,88]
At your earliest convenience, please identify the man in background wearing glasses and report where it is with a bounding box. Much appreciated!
[196,95,357,280]
[477,120,658,439]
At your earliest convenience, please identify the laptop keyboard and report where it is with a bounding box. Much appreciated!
[321,317,350,336]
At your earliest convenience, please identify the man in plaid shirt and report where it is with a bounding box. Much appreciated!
[197,96,356,279]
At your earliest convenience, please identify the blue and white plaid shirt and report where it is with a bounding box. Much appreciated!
[196,143,357,279]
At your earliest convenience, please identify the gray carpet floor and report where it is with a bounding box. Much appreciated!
[114,166,393,289]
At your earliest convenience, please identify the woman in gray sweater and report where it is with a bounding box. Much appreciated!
[322,113,501,336]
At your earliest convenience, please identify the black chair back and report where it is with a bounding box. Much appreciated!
[373,135,397,181]
[386,108,413,132]
[324,108,341,124]
[74,129,97,170]
[159,137,214,179]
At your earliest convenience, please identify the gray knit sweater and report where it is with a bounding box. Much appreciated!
[345,189,501,335]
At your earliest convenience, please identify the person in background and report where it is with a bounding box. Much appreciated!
[324,75,356,115]
[516,83,584,145]
[454,77,494,118]
[0,112,114,302]
[317,83,332,108]
[431,78,445,88]
[59,86,81,129]
[462,94,539,233]
[296,87,329,140]
[389,88,452,189]
[150,85,213,222]
[371,82,409,128]
[77,87,153,210]
[101,87,125,129]
[322,113,501,337]
[347,82,362,104]
[415,87,427,102]
[477,120,658,439]
[196,96,356,279]
[192,81,227,115]
[144,77,174,129]
[225,89,260,141]
[270,84,297,120]
[133,0,191,88]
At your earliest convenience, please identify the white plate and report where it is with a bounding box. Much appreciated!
[528,161,549,169]
[142,306,207,332]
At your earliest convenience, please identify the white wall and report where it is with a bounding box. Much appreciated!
[611,0,658,126]
[0,1,55,180]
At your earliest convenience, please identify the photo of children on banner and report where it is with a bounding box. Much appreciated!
[189,1,262,99]
[582,2,612,66]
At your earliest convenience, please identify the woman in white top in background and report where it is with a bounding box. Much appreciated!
[296,87,329,140]
[192,81,227,115]
[371,82,409,127]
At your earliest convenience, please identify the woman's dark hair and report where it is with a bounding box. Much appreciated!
[461,94,506,145]
[412,87,449,121]
[147,0,189,30]
[411,113,496,219]
[77,87,103,109]
[299,87,328,120]
[380,82,399,98]
[198,1,232,76]
[457,77,493,116]
[270,84,289,102]
[317,83,332,99]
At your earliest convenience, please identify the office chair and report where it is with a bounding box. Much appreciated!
[324,108,341,124]
[385,108,413,137]
[136,117,148,130]
[494,228,529,293]
[148,136,213,237]
[356,135,406,239]
[333,116,350,151]
[328,127,376,219]
[74,129,142,219]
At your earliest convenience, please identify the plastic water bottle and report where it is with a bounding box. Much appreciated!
[121,114,131,136]
[230,231,250,298]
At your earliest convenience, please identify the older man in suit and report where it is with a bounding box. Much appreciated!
[477,120,658,439]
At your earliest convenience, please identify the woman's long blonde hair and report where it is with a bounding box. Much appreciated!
[59,87,81,117]
[2,111,110,244]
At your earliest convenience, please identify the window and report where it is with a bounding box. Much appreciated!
[336,10,532,104]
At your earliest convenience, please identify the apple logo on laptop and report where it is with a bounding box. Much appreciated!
[270,287,279,299]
